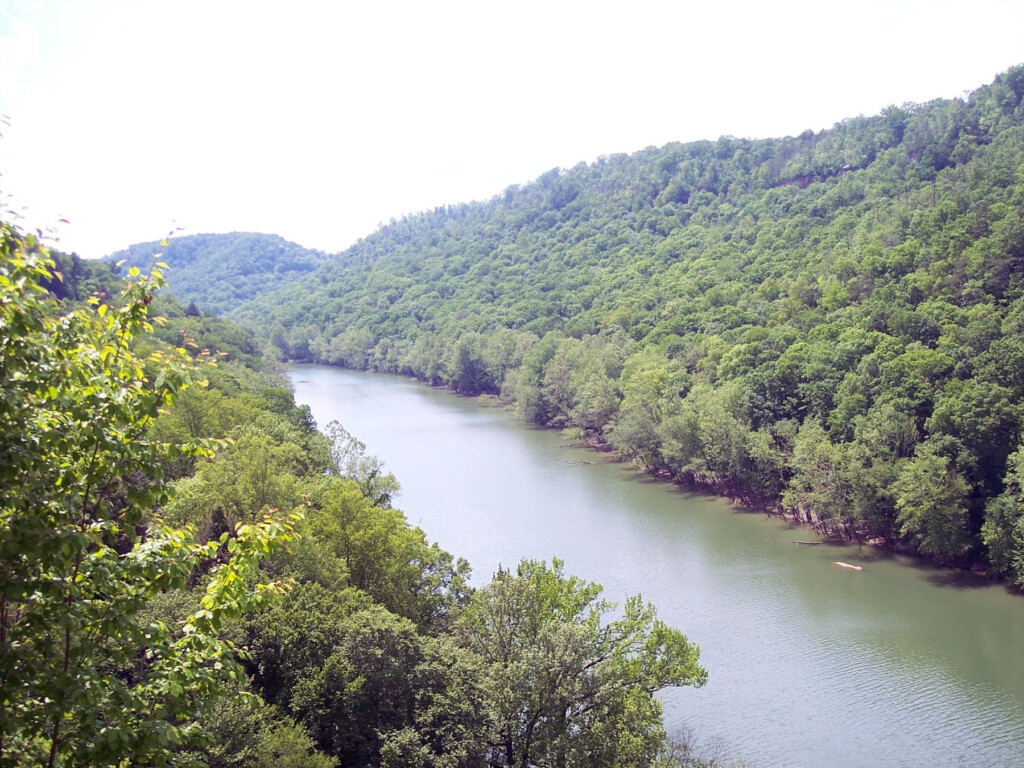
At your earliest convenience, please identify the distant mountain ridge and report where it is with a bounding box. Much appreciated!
[111,231,328,316]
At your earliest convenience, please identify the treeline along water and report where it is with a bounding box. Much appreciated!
[291,365,1024,768]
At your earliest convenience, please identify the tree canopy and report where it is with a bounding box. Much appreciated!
[456,559,706,768]
[112,232,328,316]
[0,224,296,766]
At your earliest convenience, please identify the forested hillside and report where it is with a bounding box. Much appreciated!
[246,66,1024,577]
[114,232,328,316]
[0,225,708,767]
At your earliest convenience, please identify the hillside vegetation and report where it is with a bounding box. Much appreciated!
[114,232,328,316]
[240,66,1024,577]
[1,226,708,767]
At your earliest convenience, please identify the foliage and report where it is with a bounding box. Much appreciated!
[982,449,1024,583]
[113,232,328,317]
[456,558,707,768]
[325,421,400,507]
[892,443,971,562]
[38,247,120,303]
[0,223,295,766]
[191,697,338,768]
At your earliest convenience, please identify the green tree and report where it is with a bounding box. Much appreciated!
[446,332,496,395]
[456,559,706,768]
[893,444,971,561]
[196,697,338,768]
[310,479,470,632]
[782,420,853,537]
[0,225,294,766]
[325,421,400,508]
[925,379,1019,496]
[982,449,1024,583]
[242,585,485,768]
[290,606,486,768]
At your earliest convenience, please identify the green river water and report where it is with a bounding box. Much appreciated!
[290,364,1024,768]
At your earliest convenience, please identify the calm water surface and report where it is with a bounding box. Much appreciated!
[290,365,1024,768]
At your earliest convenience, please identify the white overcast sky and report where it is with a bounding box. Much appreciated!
[0,0,1022,258]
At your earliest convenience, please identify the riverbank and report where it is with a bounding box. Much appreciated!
[345,366,1001,580]
[490,394,1002,582]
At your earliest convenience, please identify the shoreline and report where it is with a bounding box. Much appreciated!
[506,401,1006,583]
[292,361,1008,589]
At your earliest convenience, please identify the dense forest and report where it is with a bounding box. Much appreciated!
[113,232,328,316]
[0,225,710,766]
[211,65,1024,579]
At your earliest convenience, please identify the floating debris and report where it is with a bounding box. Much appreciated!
[832,561,864,572]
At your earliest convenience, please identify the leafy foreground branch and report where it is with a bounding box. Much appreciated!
[0,223,295,766]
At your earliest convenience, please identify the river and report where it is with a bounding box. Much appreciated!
[290,364,1024,768]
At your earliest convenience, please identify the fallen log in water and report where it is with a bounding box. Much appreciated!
[832,561,864,572]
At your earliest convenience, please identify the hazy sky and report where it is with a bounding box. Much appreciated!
[1,0,1022,258]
